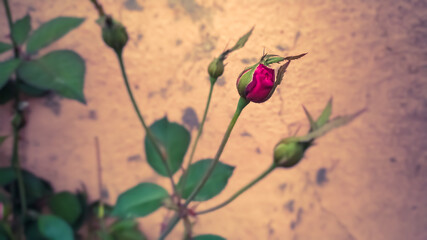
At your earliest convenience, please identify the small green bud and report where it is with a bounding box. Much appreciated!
[11,113,25,130]
[99,16,128,54]
[273,140,305,168]
[208,58,224,80]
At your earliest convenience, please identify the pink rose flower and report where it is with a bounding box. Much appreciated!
[236,53,306,103]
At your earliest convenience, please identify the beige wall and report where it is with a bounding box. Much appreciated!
[1,0,426,239]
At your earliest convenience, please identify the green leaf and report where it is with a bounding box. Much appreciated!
[26,17,84,53]
[0,81,17,105]
[18,50,86,103]
[0,167,15,186]
[0,222,14,240]
[19,81,49,97]
[25,220,45,240]
[12,14,31,45]
[48,191,82,226]
[316,98,333,128]
[38,215,74,240]
[193,234,226,240]
[0,42,12,54]
[0,136,7,145]
[21,170,53,205]
[230,27,253,52]
[178,159,234,201]
[145,117,191,177]
[109,219,147,240]
[0,58,21,89]
[111,183,168,218]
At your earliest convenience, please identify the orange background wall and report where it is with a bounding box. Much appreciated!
[1,0,426,239]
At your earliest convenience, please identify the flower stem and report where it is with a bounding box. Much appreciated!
[11,121,26,239]
[196,163,276,215]
[89,0,105,17]
[158,97,249,239]
[180,80,215,191]
[116,52,177,193]
[3,0,26,238]
[2,0,19,57]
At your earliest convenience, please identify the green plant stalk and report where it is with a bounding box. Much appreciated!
[182,216,192,240]
[196,163,276,215]
[180,79,215,191]
[11,124,26,239]
[116,52,177,193]
[3,0,19,57]
[159,97,249,240]
[3,0,27,238]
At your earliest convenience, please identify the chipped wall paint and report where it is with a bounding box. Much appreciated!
[0,0,426,239]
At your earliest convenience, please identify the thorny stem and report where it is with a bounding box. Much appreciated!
[159,97,249,240]
[196,163,277,215]
[3,0,26,238]
[180,80,215,191]
[116,52,178,193]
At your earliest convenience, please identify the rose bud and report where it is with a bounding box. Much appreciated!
[208,57,224,80]
[273,100,365,168]
[274,139,307,168]
[236,53,306,103]
[97,16,128,54]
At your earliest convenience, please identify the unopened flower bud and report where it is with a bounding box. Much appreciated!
[236,63,276,103]
[208,58,224,81]
[100,16,128,54]
[236,53,305,103]
[273,139,306,168]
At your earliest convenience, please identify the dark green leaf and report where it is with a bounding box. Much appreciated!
[12,14,31,45]
[0,42,12,54]
[178,159,234,201]
[25,220,45,240]
[0,222,14,240]
[0,58,21,89]
[0,167,15,186]
[22,170,53,205]
[48,191,82,226]
[109,219,137,233]
[316,98,333,128]
[18,50,86,103]
[193,234,226,240]
[72,190,88,230]
[109,219,147,240]
[0,81,17,105]
[38,215,74,240]
[19,81,49,97]
[112,230,146,240]
[230,27,253,52]
[0,136,7,145]
[111,183,168,218]
[26,17,84,53]
[145,117,191,176]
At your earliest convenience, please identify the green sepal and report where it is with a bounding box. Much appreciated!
[316,98,333,128]
[237,65,257,98]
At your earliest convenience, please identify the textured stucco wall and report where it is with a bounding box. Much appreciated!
[1,0,426,239]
